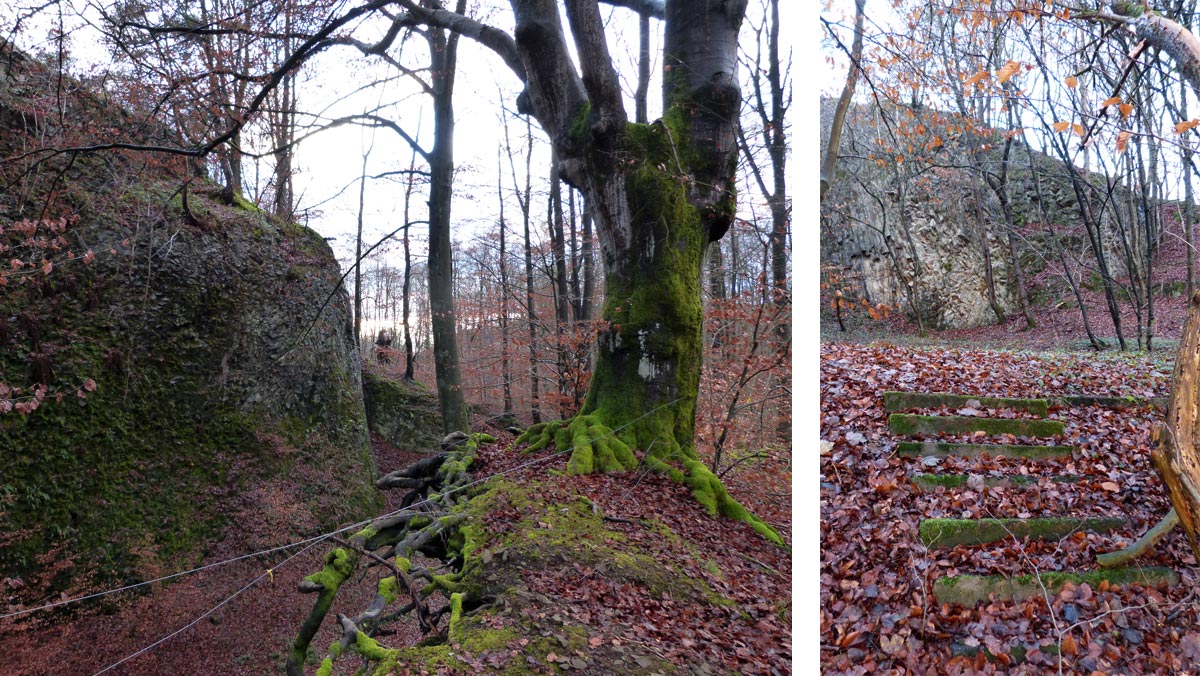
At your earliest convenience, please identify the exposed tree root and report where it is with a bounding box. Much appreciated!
[518,415,637,473]
[1097,508,1179,568]
[518,416,783,545]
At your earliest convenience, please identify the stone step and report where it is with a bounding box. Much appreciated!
[910,473,1081,492]
[884,391,1049,417]
[919,517,1126,548]
[1050,394,1167,410]
[889,414,1065,438]
[933,567,1179,606]
[897,441,1073,459]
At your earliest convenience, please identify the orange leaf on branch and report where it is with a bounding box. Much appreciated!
[1116,130,1132,154]
[996,60,1020,84]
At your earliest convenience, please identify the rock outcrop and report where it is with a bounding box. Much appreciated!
[821,98,1151,330]
[0,46,379,604]
[363,372,444,451]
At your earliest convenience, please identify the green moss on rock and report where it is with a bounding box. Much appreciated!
[883,391,1050,416]
[0,171,379,607]
[890,414,1065,438]
[934,567,1179,605]
[920,517,1126,548]
[362,373,443,451]
[896,441,1073,459]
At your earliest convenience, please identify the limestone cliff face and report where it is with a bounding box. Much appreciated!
[0,46,379,603]
[821,99,1015,329]
[821,99,1140,330]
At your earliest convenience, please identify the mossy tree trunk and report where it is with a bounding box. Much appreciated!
[508,0,777,541]
[508,0,741,462]
[396,0,776,540]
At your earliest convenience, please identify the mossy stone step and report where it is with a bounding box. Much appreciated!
[897,441,1073,459]
[910,474,1081,491]
[1049,394,1167,410]
[919,517,1126,548]
[884,391,1049,417]
[889,414,1064,438]
[934,567,1179,606]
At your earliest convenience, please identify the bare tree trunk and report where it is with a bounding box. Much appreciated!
[549,152,572,416]
[426,0,469,433]
[971,174,1006,324]
[354,150,368,352]
[402,169,417,382]
[498,153,513,416]
[580,200,595,323]
[1024,135,1104,350]
[635,10,650,124]
[820,0,865,202]
[506,116,541,425]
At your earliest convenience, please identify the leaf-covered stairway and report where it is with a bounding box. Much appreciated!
[887,391,1180,660]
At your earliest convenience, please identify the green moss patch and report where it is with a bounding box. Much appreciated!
[883,391,1049,416]
[920,517,1126,547]
[896,441,1073,459]
[889,414,1064,438]
[934,567,1179,605]
[910,474,1081,492]
[1049,394,1167,410]
[0,173,378,606]
[355,475,731,675]
[362,372,443,451]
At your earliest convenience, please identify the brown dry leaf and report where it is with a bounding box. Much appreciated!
[1100,481,1120,492]
[1061,634,1078,656]
[1181,632,1200,662]
[1065,75,1078,88]
[880,634,905,656]
[1116,130,1132,154]
[996,60,1020,84]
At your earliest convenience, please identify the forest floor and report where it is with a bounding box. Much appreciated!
[819,340,1200,674]
[1,429,792,675]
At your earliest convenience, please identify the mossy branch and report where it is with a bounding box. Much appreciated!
[287,432,493,676]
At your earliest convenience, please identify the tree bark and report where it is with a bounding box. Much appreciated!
[498,152,513,416]
[426,0,469,434]
[820,0,865,203]
[550,152,572,415]
[354,151,368,352]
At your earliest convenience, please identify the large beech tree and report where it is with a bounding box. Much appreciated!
[374,0,775,538]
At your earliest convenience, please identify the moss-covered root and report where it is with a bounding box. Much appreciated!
[682,458,783,545]
[518,418,782,545]
[516,415,637,474]
[287,546,360,676]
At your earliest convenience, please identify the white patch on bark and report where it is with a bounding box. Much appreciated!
[637,327,659,380]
